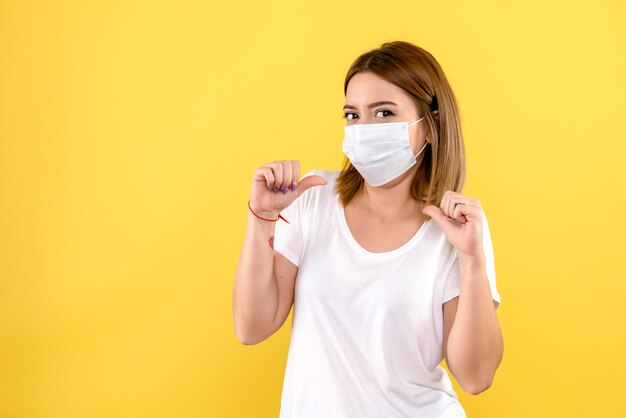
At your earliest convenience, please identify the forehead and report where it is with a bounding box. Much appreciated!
[345,72,412,105]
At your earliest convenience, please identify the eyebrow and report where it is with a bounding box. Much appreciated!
[342,101,398,111]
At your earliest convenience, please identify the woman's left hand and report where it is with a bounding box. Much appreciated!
[422,191,484,258]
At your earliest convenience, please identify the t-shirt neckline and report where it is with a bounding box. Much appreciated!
[336,201,432,260]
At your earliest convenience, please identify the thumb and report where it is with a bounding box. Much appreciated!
[295,175,328,197]
[422,204,449,230]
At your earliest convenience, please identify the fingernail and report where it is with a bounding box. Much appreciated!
[291,182,297,190]
[274,185,279,192]
[281,185,288,193]
[268,184,274,190]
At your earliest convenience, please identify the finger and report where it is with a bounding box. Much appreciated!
[446,193,477,218]
[260,166,276,190]
[280,160,292,194]
[452,202,469,223]
[454,195,480,207]
[439,191,449,217]
[423,204,460,237]
[266,162,283,192]
[254,166,276,190]
[451,196,480,216]
[442,191,458,218]
[453,202,482,224]
[441,190,454,217]
[423,204,446,224]
[295,175,327,197]
[290,160,301,191]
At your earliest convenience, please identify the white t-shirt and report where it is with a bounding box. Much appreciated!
[273,169,501,418]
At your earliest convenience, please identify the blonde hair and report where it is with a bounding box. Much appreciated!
[335,41,466,220]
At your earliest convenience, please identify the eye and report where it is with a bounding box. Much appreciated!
[376,109,395,118]
[343,112,357,121]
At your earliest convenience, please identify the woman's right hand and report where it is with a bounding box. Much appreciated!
[249,160,328,218]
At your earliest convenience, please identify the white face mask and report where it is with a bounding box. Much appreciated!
[342,117,429,187]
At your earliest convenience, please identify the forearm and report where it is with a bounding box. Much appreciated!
[446,252,503,393]
[233,211,280,343]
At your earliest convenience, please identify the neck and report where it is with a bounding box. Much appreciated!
[356,165,423,222]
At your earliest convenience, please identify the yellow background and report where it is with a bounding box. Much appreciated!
[1,0,625,417]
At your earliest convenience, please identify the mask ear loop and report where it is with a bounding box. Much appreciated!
[407,116,429,159]
[413,141,429,159]
[408,116,425,127]
[408,97,438,152]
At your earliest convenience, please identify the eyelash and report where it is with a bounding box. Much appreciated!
[342,109,395,120]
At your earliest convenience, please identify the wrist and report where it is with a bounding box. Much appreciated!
[458,251,486,272]
[247,200,289,224]
[250,208,280,219]
[248,201,278,218]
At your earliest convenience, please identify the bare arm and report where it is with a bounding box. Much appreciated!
[233,209,298,345]
[442,253,503,395]
[425,191,503,395]
[232,160,326,345]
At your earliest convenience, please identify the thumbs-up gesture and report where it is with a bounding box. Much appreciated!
[422,191,484,258]
[249,160,327,219]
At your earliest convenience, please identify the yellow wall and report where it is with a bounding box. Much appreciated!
[1,1,625,417]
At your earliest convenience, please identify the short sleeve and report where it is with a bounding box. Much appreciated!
[442,211,501,309]
[272,169,316,267]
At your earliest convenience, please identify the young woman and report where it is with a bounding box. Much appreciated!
[233,40,503,418]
